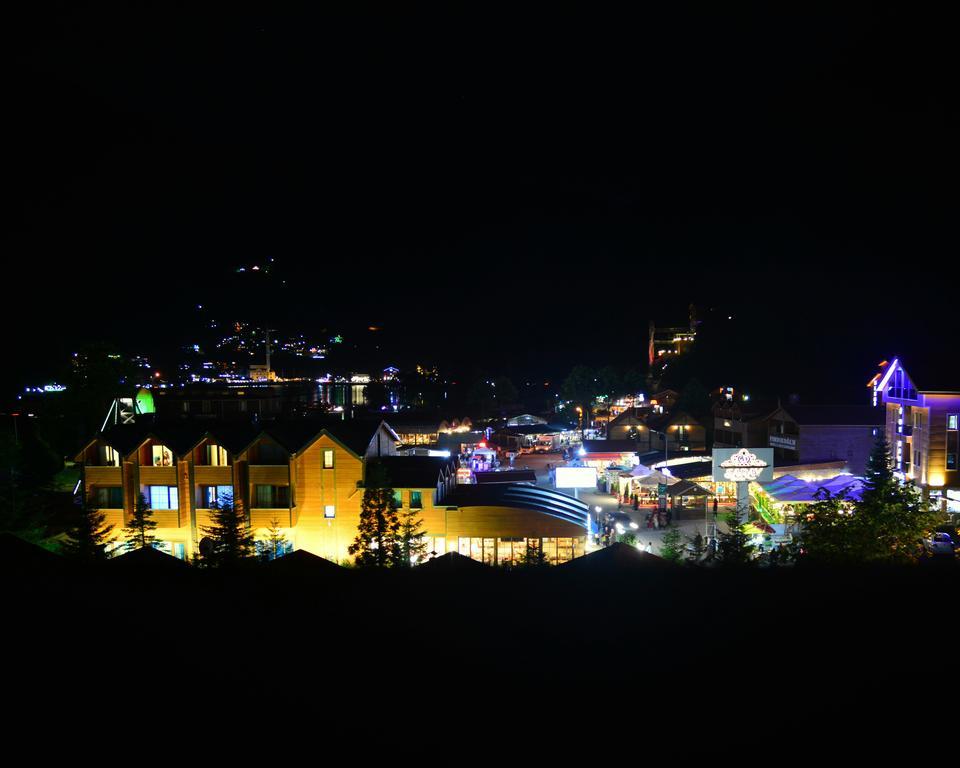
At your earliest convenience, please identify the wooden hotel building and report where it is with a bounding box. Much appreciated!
[76,419,590,564]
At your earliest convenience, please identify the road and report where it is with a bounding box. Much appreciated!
[509,452,731,556]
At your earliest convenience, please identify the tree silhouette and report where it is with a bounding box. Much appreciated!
[122,492,157,551]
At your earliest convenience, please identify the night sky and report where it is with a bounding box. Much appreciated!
[6,4,958,403]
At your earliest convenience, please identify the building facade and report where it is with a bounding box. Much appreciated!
[870,358,960,511]
[786,405,883,475]
[713,402,800,463]
[76,419,589,564]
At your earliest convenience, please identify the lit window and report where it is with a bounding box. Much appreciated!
[324,505,336,518]
[201,485,233,508]
[323,449,335,469]
[392,490,402,507]
[151,445,174,466]
[100,445,120,466]
[205,444,229,466]
[149,485,178,510]
[949,415,959,431]
[410,491,422,509]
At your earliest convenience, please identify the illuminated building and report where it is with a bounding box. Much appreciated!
[712,400,800,463]
[606,409,707,453]
[75,419,589,563]
[647,305,698,373]
[785,405,883,475]
[870,358,960,512]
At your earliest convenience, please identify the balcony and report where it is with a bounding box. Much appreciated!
[140,465,177,485]
[85,466,122,485]
[194,465,233,485]
[249,465,290,485]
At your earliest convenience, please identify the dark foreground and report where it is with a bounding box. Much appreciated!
[4,538,954,735]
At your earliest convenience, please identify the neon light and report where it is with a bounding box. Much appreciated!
[876,357,900,394]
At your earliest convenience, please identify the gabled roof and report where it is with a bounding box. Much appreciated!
[556,542,672,571]
[880,358,960,395]
[80,418,396,462]
[368,455,457,488]
[607,408,649,428]
[645,409,704,432]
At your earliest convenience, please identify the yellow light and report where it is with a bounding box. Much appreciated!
[929,473,945,487]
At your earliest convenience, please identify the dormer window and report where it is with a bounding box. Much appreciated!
[151,445,174,466]
[98,445,121,467]
[204,444,229,466]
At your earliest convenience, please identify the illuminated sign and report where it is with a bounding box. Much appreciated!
[555,466,598,489]
[712,448,774,483]
[768,434,796,450]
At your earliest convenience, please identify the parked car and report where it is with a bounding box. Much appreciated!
[922,532,956,557]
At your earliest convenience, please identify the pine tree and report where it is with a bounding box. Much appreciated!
[397,507,428,567]
[349,463,400,567]
[717,505,755,565]
[61,507,114,561]
[686,532,707,563]
[122,492,157,551]
[199,496,256,567]
[660,525,686,562]
[516,538,550,568]
[801,437,943,564]
[260,517,290,561]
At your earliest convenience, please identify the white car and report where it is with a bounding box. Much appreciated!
[923,532,956,557]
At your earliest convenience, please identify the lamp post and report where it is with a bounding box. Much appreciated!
[575,406,584,442]
[648,428,670,525]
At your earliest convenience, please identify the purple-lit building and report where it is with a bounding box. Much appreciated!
[786,405,884,476]
[870,358,960,514]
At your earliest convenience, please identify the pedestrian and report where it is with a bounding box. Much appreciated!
[645,541,653,554]
[712,496,718,515]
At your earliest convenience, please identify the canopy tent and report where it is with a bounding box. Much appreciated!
[666,479,714,497]
[757,474,865,504]
[628,465,678,485]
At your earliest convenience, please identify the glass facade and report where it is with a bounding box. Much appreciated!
[456,536,586,565]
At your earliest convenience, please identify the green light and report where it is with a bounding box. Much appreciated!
[135,388,156,415]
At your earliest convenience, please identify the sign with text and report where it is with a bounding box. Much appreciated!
[712,448,774,483]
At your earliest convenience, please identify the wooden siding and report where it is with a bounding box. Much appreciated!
[249,465,290,486]
[291,434,365,563]
[250,508,293,529]
[194,465,233,486]
[140,466,177,486]
[85,466,122,486]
